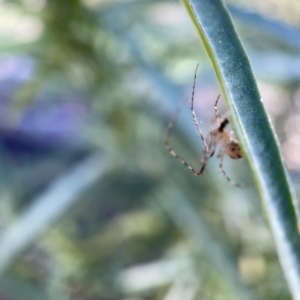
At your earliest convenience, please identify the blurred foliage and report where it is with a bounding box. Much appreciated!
[0,0,299,299]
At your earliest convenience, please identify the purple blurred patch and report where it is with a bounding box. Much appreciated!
[0,55,90,161]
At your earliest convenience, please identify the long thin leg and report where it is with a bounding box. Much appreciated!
[165,97,201,176]
[214,95,221,126]
[200,134,217,174]
[191,63,208,152]
[165,63,212,176]
[219,156,252,187]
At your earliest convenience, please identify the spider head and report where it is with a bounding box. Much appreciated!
[227,141,243,159]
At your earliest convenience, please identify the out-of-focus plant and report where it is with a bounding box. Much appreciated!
[0,0,300,299]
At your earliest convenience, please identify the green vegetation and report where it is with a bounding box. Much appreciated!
[0,0,299,299]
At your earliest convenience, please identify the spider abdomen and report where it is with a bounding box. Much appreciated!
[227,141,243,159]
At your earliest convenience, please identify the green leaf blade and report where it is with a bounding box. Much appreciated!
[181,0,300,298]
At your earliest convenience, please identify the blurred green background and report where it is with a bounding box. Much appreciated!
[0,0,300,299]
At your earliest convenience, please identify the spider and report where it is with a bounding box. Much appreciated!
[165,64,248,187]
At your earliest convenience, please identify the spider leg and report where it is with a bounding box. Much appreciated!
[219,156,239,186]
[165,96,201,176]
[214,95,222,126]
[191,63,208,152]
[200,135,217,174]
[219,156,253,187]
[199,157,208,174]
